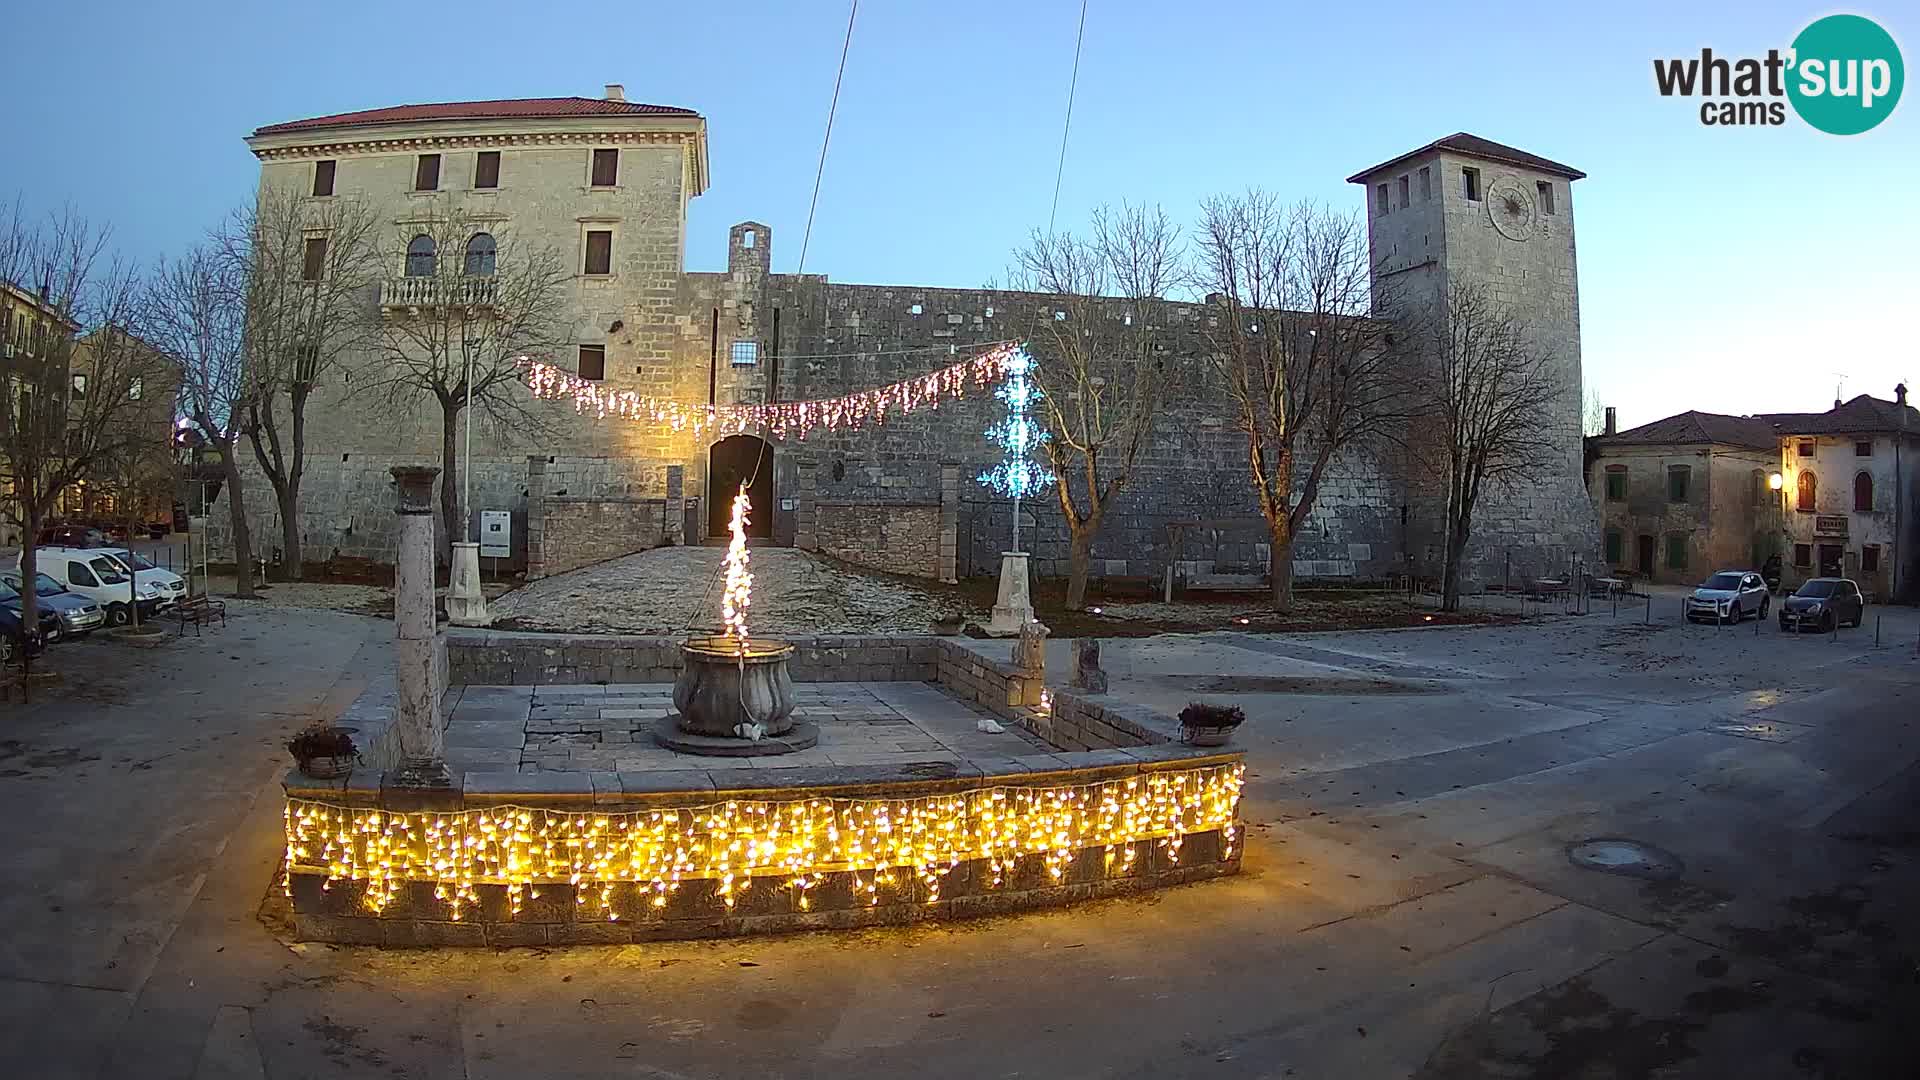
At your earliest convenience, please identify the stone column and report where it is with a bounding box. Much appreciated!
[525,455,547,581]
[795,462,819,552]
[986,552,1036,636]
[938,463,959,584]
[389,466,451,789]
[664,465,685,546]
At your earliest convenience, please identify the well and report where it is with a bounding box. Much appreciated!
[672,636,798,737]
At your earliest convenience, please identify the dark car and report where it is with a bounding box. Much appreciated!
[0,585,52,662]
[34,524,109,548]
[1779,578,1864,633]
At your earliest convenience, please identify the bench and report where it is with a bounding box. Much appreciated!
[178,595,227,635]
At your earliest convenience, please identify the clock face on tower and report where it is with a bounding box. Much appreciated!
[1485,175,1535,241]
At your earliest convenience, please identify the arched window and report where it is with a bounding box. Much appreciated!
[1797,470,1817,512]
[405,234,436,277]
[1854,471,1874,512]
[464,233,496,276]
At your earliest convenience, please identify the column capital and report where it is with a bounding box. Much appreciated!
[391,466,441,514]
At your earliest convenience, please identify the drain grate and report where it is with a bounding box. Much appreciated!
[1566,838,1683,881]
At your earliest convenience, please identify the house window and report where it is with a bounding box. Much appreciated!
[1397,175,1410,208]
[583,230,612,275]
[577,345,605,381]
[1604,529,1623,564]
[1797,439,1815,457]
[1462,167,1481,201]
[1667,464,1690,502]
[1604,465,1627,501]
[731,341,758,366]
[591,149,619,187]
[1854,440,1871,457]
[464,233,496,276]
[129,377,143,401]
[414,154,441,192]
[313,160,336,197]
[1853,471,1873,512]
[473,151,500,189]
[1793,543,1811,568]
[1375,184,1389,216]
[1797,470,1817,511]
[302,236,327,281]
[71,373,87,398]
[1665,533,1688,570]
[405,235,436,277]
[1862,545,1880,573]
[1536,180,1555,214]
[1418,166,1431,201]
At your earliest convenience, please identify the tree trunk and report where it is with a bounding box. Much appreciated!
[1268,522,1295,613]
[439,403,461,566]
[1065,532,1093,611]
[1440,505,1474,613]
[18,512,41,652]
[275,483,304,581]
[222,446,257,599]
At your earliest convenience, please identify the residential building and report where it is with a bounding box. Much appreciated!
[0,278,82,545]
[1765,388,1917,601]
[1585,408,1781,584]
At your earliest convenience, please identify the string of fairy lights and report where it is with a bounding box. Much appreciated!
[522,341,1023,442]
[285,762,1244,921]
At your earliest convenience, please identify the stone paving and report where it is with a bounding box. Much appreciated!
[443,680,1048,774]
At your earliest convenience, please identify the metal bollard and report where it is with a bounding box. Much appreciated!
[1874,614,1881,647]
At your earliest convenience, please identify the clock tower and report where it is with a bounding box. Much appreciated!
[1348,133,1599,587]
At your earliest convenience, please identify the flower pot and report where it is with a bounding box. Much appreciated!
[1180,724,1237,747]
[298,754,355,779]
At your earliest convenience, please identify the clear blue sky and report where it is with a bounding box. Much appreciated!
[2,0,1911,428]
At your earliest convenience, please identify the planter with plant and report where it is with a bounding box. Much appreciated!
[1178,702,1246,747]
[287,725,359,779]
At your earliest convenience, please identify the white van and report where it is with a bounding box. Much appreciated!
[97,547,189,608]
[15,547,182,626]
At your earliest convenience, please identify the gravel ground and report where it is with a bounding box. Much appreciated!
[491,546,972,635]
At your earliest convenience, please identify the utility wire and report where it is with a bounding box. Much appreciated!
[797,0,859,278]
[1047,0,1089,235]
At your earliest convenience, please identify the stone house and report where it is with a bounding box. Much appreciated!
[1,278,82,545]
[213,91,1598,591]
[1585,409,1780,585]
[1764,388,1917,601]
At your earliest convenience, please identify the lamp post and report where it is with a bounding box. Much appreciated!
[979,347,1052,636]
[446,340,490,626]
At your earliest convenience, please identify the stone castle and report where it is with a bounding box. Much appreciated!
[217,87,1598,589]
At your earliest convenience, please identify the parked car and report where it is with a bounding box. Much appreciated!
[13,547,169,625]
[0,580,62,651]
[0,604,46,664]
[97,547,189,608]
[1685,570,1770,623]
[1,570,106,640]
[1779,578,1865,633]
[34,524,109,548]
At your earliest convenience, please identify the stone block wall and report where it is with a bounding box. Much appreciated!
[814,502,942,579]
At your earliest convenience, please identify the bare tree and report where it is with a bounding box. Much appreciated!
[1582,384,1608,436]
[0,201,165,637]
[1010,204,1185,609]
[1419,279,1566,611]
[1193,193,1408,611]
[356,209,572,561]
[223,186,384,579]
[142,243,258,598]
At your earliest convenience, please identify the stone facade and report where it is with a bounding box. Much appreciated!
[1588,443,1777,584]
[212,104,1596,591]
[1776,427,1919,601]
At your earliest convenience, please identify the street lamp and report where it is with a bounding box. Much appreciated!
[1768,472,1784,491]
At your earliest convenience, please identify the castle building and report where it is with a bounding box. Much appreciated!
[220,89,1598,591]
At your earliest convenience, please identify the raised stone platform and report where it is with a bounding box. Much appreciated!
[283,634,1246,946]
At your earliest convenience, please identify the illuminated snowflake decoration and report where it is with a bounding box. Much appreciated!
[977,348,1054,499]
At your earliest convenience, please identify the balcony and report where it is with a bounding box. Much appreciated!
[379,276,499,310]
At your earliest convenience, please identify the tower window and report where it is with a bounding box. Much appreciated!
[1375,184,1390,216]
[584,230,612,276]
[312,160,335,197]
[1461,167,1481,201]
[1418,166,1431,201]
[577,345,605,381]
[414,154,440,192]
[474,151,500,189]
[1397,175,1410,208]
[731,341,758,366]
[591,149,619,187]
[741,229,755,249]
[1536,180,1555,214]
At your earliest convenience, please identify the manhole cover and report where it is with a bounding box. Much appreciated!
[1567,839,1683,881]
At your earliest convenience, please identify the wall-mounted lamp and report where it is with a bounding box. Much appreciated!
[1768,472,1784,491]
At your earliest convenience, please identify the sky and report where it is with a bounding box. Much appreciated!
[1,0,1912,430]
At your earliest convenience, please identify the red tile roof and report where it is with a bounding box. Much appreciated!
[253,97,699,137]
[1348,132,1585,183]
[1592,410,1779,450]
[1761,394,1920,436]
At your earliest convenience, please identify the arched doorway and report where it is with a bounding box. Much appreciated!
[708,434,773,539]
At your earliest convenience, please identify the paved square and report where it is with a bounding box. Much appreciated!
[443,681,1050,774]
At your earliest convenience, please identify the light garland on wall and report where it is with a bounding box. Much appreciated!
[721,485,753,648]
[522,342,1021,441]
[285,762,1243,921]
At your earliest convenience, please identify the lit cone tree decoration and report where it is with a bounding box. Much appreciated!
[977,347,1055,551]
[721,485,754,650]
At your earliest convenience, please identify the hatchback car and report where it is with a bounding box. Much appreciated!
[0,580,62,651]
[1779,578,1864,633]
[0,604,46,663]
[1,570,106,640]
[1685,570,1770,623]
